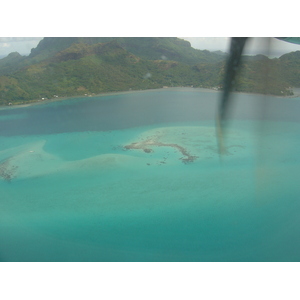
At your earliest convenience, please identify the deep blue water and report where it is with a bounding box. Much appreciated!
[1,88,300,261]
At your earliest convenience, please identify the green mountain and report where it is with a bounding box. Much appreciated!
[27,37,225,65]
[278,51,300,87]
[0,37,299,105]
[0,52,26,76]
[234,54,294,95]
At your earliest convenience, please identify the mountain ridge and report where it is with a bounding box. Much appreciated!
[0,37,299,105]
[28,37,225,65]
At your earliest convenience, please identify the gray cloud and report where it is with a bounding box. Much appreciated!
[0,37,42,43]
[182,37,230,52]
[0,37,43,57]
[1,37,299,59]
[182,37,300,58]
[245,38,300,57]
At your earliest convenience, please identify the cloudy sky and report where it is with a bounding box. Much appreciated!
[0,37,299,58]
[183,37,300,57]
[0,37,42,57]
[1,1,298,58]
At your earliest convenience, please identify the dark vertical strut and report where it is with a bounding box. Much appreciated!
[219,37,248,121]
[216,37,248,155]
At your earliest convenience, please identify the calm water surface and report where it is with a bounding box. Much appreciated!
[1,88,300,261]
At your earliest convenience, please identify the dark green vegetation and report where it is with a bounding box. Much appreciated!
[0,37,299,105]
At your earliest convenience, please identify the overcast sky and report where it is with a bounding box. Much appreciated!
[1,1,299,58]
[0,37,299,58]
[182,37,300,57]
[0,37,42,57]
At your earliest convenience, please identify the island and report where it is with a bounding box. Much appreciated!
[124,138,198,164]
[1,37,298,106]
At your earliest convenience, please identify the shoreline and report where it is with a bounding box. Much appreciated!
[1,86,299,111]
[0,87,216,110]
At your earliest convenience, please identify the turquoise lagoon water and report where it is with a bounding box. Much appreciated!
[1,88,300,261]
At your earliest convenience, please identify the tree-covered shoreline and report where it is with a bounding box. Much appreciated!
[0,37,299,106]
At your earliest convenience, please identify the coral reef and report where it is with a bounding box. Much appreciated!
[124,138,198,164]
[0,158,18,181]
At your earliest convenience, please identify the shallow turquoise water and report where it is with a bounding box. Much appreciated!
[1,88,300,261]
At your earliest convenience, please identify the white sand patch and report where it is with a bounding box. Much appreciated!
[0,140,62,180]
[0,139,144,181]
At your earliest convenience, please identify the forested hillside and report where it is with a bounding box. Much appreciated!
[0,37,299,105]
